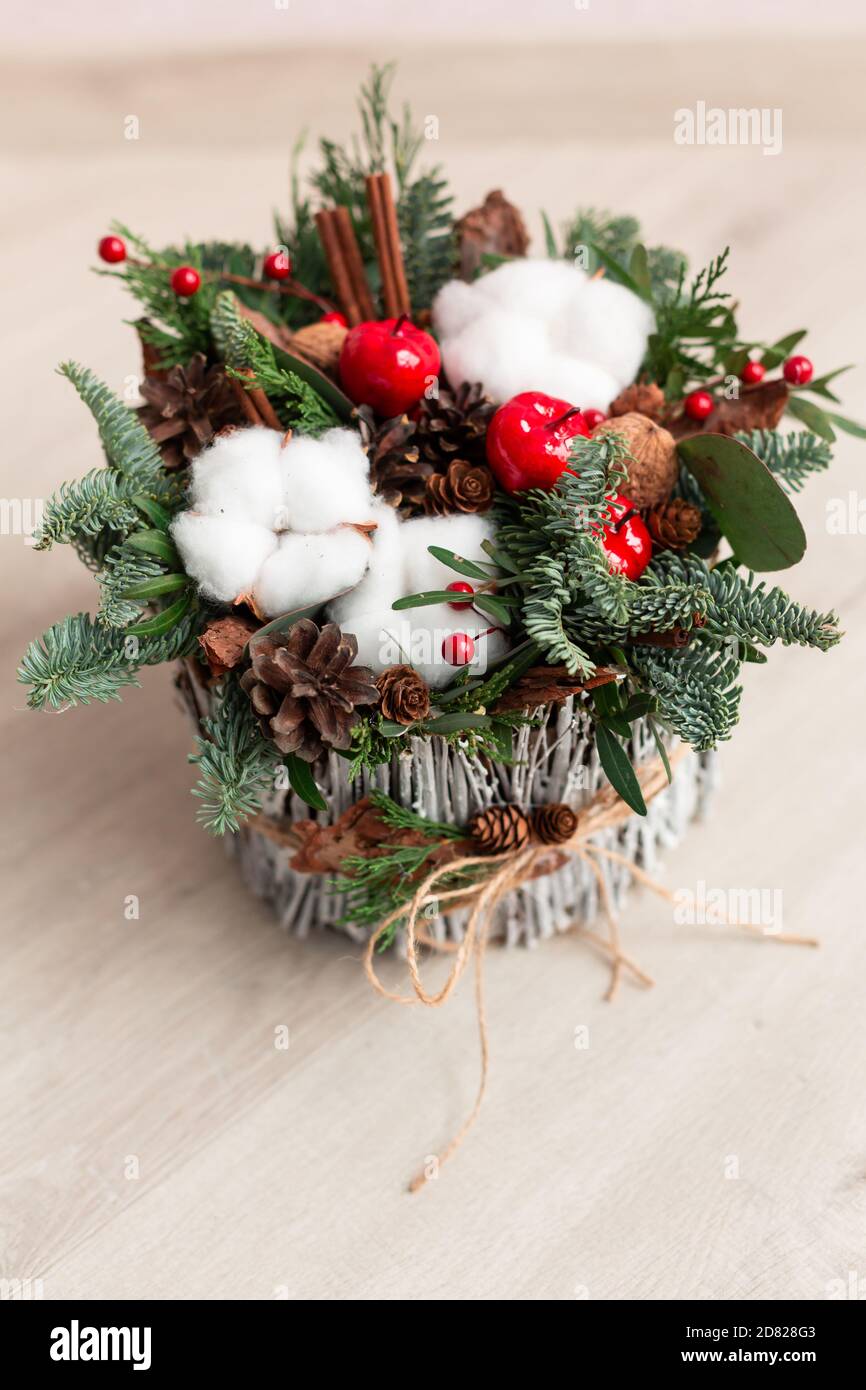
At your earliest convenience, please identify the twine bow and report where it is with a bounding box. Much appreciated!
[361,747,818,1192]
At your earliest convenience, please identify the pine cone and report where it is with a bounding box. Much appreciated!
[138,353,239,470]
[376,664,431,725]
[609,382,666,422]
[425,459,494,515]
[454,190,530,281]
[414,382,496,472]
[532,804,579,845]
[467,804,530,854]
[354,405,431,515]
[240,620,379,763]
[646,498,702,550]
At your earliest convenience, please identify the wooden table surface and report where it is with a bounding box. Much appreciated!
[2,38,865,1301]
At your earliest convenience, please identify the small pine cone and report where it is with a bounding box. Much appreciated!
[532,803,579,845]
[467,804,530,854]
[354,405,431,515]
[609,382,666,422]
[376,664,431,725]
[646,498,702,550]
[425,459,494,515]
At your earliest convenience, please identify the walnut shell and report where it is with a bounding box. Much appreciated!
[289,321,348,376]
[596,411,678,509]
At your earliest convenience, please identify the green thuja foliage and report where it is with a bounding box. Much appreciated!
[210,291,338,435]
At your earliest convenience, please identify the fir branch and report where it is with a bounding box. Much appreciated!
[735,428,833,493]
[651,552,842,651]
[58,362,166,489]
[398,169,456,310]
[633,641,743,751]
[34,470,142,552]
[190,673,278,835]
[18,609,200,711]
[96,541,163,628]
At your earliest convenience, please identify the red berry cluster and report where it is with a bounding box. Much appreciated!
[683,352,814,423]
[96,234,293,297]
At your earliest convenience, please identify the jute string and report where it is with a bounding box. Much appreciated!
[361,747,818,1193]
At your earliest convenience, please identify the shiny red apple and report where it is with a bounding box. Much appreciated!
[485,391,591,493]
[339,315,440,417]
[597,494,652,580]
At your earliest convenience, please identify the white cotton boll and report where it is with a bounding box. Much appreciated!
[334,602,509,689]
[431,279,483,339]
[553,277,655,386]
[441,310,549,405]
[401,512,497,596]
[171,513,277,603]
[280,431,378,533]
[188,427,284,531]
[253,528,372,617]
[434,257,653,407]
[328,504,404,623]
[538,358,622,414]
[472,258,584,322]
[332,608,407,674]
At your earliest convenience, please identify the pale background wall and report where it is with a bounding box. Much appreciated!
[1,1,865,1303]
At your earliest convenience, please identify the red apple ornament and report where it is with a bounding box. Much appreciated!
[339,315,440,416]
[597,495,652,581]
[485,391,591,493]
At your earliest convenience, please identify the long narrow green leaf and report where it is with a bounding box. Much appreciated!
[595,724,647,816]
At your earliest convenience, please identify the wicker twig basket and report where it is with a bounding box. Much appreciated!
[177,661,717,948]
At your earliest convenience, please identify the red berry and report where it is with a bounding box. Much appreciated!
[684,389,714,422]
[170,266,201,297]
[446,581,475,611]
[442,632,475,666]
[598,494,652,581]
[485,391,591,493]
[339,316,441,417]
[740,360,766,385]
[783,354,813,386]
[320,311,348,326]
[583,408,607,430]
[263,250,291,281]
[98,235,126,264]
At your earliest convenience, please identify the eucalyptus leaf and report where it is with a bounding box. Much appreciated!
[678,432,806,571]
[761,330,807,368]
[392,589,463,610]
[589,244,642,296]
[628,243,652,301]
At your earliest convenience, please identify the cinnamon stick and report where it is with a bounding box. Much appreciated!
[228,376,264,426]
[228,371,282,430]
[366,172,411,319]
[315,209,361,325]
[334,206,375,321]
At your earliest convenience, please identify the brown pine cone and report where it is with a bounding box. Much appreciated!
[467,804,530,854]
[425,459,494,515]
[646,498,702,550]
[138,353,240,470]
[376,664,431,725]
[454,191,530,281]
[240,620,378,763]
[414,382,497,472]
[532,804,579,845]
[354,405,431,515]
[609,381,666,422]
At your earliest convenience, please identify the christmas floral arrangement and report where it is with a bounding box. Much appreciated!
[21,65,858,963]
